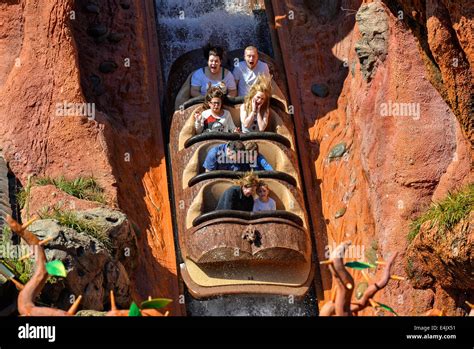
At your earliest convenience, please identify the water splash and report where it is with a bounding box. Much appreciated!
[155,0,261,80]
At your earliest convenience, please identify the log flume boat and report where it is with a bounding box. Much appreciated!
[167,48,314,299]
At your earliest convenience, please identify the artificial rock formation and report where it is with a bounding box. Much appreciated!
[406,212,473,316]
[24,185,104,218]
[7,215,165,316]
[355,3,389,81]
[28,207,137,311]
[383,0,474,143]
[0,0,182,314]
[272,0,472,315]
[0,155,11,232]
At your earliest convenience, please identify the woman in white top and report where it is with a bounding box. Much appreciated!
[190,45,237,98]
[194,87,239,134]
[253,181,276,212]
[240,75,272,133]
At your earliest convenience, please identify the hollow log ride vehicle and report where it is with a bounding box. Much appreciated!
[167,49,314,299]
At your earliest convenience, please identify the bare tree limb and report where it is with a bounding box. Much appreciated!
[320,241,398,316]
[6,215,71,316]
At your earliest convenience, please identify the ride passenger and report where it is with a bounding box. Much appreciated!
[244,142,273,171]
[253,181,276,212]
[194,87,239,134]
[215,172,259,211]
[190,45,237,98]
[203,141,250,172]
[233,46,271,97]
[240,75,272,133]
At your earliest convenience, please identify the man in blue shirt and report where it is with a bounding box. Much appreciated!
[245,142,273,171]
[203,141,251,172]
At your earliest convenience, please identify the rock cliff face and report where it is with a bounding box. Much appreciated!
[0,0,181,314]
[406,212,472,316]
[29,208,137,311]
[0,0,471,316]
[273,0,472,315]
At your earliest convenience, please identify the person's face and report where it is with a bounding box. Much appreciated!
[245,49,258,69]
[226,147,237,162]
[242,184,256,197]
[208,55,221,74]
[209,97,222,113]
[256,185,269,199]
[254,92,266,106]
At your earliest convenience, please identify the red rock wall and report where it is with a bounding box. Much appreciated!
[0,0,182,315]
[0,0,116,192]
[273,0,472,315]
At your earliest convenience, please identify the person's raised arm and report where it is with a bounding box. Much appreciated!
[194,109,204,134]
[241,102,256,129]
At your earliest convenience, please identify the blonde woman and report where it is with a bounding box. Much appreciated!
[240,75,272,133]
[215,172,259,211]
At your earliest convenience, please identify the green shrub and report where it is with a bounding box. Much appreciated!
[16,188,27,209]
[408,183,474,243]
[39,207,111,250]
[35,176,106,203]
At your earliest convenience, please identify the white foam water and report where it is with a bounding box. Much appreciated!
[155,0,261,79]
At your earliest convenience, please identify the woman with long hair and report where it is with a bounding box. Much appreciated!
[240,74,272,133]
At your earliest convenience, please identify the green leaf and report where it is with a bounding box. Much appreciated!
[344,261,376,270]
[376,302,398,316]
[128,302,142,317]
[140,298,173,310]
[45,260,67,277]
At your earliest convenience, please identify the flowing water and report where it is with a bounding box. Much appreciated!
[155,0,317,316]
[186,292,318,316]
[155,0,271,80]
